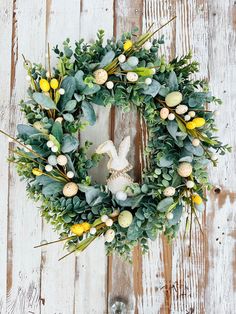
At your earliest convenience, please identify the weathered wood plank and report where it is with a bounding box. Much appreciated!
[108,1,144,313]
[0,1,14,313]
[206,0,236,312]
[5,1,47,313]
[74,1,114,313]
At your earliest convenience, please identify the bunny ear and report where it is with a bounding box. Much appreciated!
[96,140,118,159]
[118,136,130,159]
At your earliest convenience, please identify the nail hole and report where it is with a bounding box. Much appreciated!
[214,186,221,194]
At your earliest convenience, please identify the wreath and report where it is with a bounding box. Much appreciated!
[1,18,230,261]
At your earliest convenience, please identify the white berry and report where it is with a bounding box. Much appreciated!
[118,54,126,63]
[48,155,57,166]
[184,115,191,121]
[105,218,113,227]
[67,171,74,178]
[188,111,196,118]
[186,180,195,188]
[126,72,139,82]
[101,215,108,223]
[145,78,152,85]
[143,41,152,50]
[59,88,65,95]
[57,155,67,166]
[46,140,54,148]
[106,81,114,89]
[166,212,174,220]
[192,138,200,146]
[45,164,53,172]
[55,117,63,123]
[25,75,31,81]
[116,191,127,201]
[51,146,58,153]
[168,113,175,120]
[90,227,97,235]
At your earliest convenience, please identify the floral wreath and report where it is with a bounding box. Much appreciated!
[1,17,230,261]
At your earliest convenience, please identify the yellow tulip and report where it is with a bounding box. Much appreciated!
[192,117,206,128]
[81,222,91,232]
[50,78,59,90]
[186,121,196,130]
[192,194,203,205]
[39,79,50,92]
[123,40,133,51]
[70,224,84,236]
[32,168,43,176]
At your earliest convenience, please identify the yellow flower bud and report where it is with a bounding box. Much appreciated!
[70,224,84,236]
[192,117,206,128]
[39,79,50,92]
[192,194,203,205]
[186,121,196,130]
[50,78,59,89]
[123,40,133,51]
[32,168,43,176]
[81,222,91,232]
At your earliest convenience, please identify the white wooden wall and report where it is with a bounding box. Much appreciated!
[0,1,235,313]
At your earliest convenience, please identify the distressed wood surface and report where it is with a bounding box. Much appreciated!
[0,1,235,313]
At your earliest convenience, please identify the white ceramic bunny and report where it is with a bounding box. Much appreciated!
[96,136,133,194]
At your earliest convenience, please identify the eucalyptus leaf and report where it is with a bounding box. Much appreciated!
[157,197,174,212]
[168,71,178,91]
[42,182,64,196]
[61,134,79,153]
[64,100,77,112]
[99,50,115,68]
[75,70,86,91]
[17,124,40,136]
[33,92,57,110]
[82,84,100,96]
[168,205,183,226]
[63,113,74,122]
[58,76,76,110]
[81,101,96,125]
[51,122,63,143]
[167,120,178,140]
[185,140,204,156]
[142,80,161,97]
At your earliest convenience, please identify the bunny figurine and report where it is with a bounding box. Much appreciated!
[96,136,133,194]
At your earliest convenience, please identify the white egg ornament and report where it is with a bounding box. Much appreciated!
[63,182,79,197]
[126,72,138,82]
[57,155,67,166]
[104,229,115,243]
[118,210,133,228]
[93,69,108,85]
[48,155,57,166]
[163,186,176,197]
[192,138,200,147]
[177,162,193,178]
[165,91,183,107]
[160,107,169,120]
[118,54,126,63]
[175,104,188,115]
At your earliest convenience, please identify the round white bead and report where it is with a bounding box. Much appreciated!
[45,164,53,172]
[106,81,114,89]
[46,140,54,148]
[184,115,191,121]
[90,227,97,235]
[192,138,200,146]
[166,212,174,220]
[59,88,65,95]
[145,78,152,85]
[126,72,139,82]
[67,171,75,178]
[57,155,67,166]
[116,191,127,201]
[51,146,58,153]
[168,113,175,120]
[186,180,195,188]
[188,111,196,118]
[177,162,193,177]
[143,41,152,50]
[101,215,109,223]
[105,218,113,227]
[118,54,126,63]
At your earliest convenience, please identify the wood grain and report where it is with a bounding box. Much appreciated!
[0,1,235,313]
